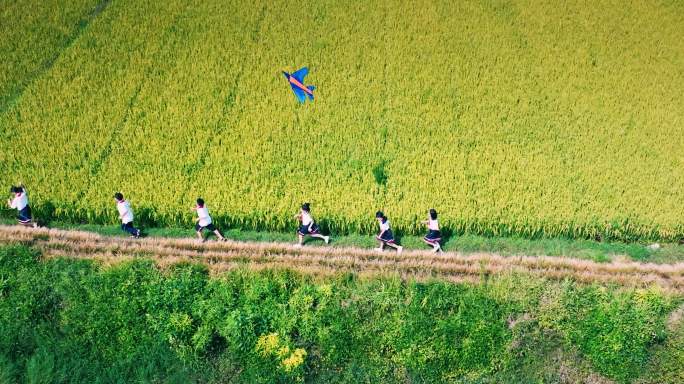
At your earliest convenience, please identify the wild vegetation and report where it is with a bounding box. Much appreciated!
[0,242,683,383]
[0,0,682,241]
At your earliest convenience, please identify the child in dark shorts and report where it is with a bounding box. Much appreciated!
[374,211,402,253]
[422,208,442,252]
[193,198,226,242]
[114,192,141,238]
[7,185,37,227]
[295,202,329,246]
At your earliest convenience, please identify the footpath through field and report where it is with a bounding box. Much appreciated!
[1,225,683,292]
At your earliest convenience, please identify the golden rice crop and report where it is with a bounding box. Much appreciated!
[0,0,101,112]
[1,0,683,241]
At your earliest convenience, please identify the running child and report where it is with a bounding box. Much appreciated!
[113,192,141,238]
[375,211,402,253]
[422,208,442,252]
[7,185,37,227]
[294,202,329,246]
[193,198,226,242]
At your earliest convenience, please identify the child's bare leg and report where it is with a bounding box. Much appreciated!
[214,230,225,240]
[312,233,330,244]
[298,234,304,245]
[196,231,204,241]
[385,242,403,253]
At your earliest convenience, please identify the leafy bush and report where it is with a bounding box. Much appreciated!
[0,244,679,382]
[538,282,673,382]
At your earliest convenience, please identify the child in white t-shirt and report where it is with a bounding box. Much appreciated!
[421,208,442,252]
[113,192,141,238]
[193,198,225,242]
[7,185,37,227]
[294,202,329,247]
[375,211,402,253]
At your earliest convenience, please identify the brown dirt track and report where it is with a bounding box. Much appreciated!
[1,225,683,292]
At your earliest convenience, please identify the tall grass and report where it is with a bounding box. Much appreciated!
[0,0,102,112]
[0,0,683,241]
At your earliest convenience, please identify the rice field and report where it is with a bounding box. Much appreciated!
[1,0,683,241]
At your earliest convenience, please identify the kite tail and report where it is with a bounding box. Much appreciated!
[307,86,315,100]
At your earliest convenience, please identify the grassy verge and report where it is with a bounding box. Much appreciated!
[1,214,683,264]
[0,243,681,383]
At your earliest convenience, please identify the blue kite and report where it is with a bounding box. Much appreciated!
[282,67,315,103]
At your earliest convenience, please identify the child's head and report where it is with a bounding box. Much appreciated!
[429,209,437,220]
[301,202,310,212]
[10,185,22,194]
[197,198,205,207]
[113,192,124,201]
[375,211,386,221]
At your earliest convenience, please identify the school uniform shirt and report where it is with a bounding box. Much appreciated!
[300,211,313,226]
[425,218,441,242]
[10,193,28,211]
[197,206,212,227]
[378,219,395,242]
[117,200,134,224]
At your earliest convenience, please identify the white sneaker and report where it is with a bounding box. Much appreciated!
[397,246,403,254]
[324,236,330,244]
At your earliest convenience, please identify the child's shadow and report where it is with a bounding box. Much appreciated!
[439,228,455,246]
[415,228,455,251]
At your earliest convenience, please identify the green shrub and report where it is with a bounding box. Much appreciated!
[538,282,673,382]
[0,244,679,382]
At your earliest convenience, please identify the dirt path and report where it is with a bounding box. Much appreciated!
[1,225,684,292]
